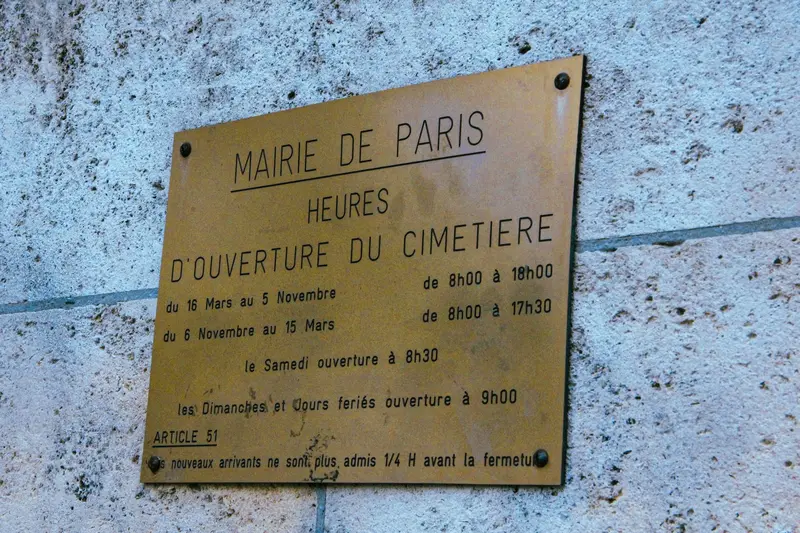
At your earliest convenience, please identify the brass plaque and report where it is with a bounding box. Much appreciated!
[142,55,584,485]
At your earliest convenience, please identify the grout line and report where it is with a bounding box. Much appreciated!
[0,216,797,317]
[315,485,327,533]
[0,287,158,316]
[575,215,799,253]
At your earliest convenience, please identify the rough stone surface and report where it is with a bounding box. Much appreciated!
[1,1,799,531]
[0,300,316,533]
[1,230,796,531]
[1,0,799,304]
[326,228,799,532]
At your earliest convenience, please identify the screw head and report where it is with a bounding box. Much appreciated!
[180,142,192,158]
[534,449,549,468]
[147,455,162,473]
[554,72,570,90]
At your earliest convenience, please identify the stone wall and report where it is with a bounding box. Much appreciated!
[1,1,797,531]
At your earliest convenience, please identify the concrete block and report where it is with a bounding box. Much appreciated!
[1,1,798,304]
[0,300,316,533]
[324,228,799,532]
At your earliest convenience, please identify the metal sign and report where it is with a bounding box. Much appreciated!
[142,55,584,485]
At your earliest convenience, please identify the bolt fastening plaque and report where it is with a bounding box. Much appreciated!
[142,55,584,485]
